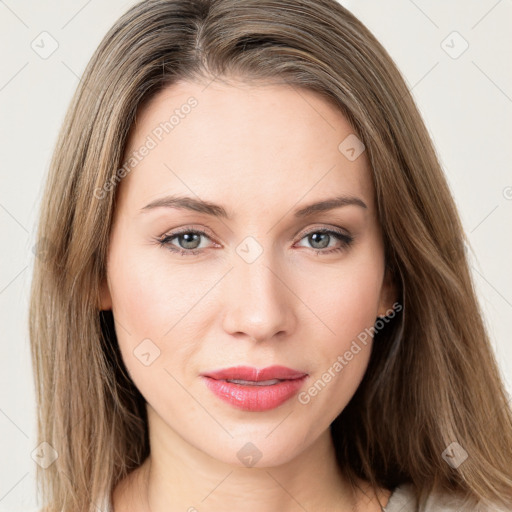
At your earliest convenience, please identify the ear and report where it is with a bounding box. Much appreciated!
[99,276,112,311]
[376,265,398,318]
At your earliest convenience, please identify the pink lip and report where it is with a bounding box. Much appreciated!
[200,365,309,412]
[201,365,307,381]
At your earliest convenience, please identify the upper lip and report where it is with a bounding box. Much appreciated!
[201,365,308,381]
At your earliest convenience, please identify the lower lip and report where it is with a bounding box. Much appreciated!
[201,376,308,412]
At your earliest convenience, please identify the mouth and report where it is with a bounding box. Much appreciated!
[200,365,309,412]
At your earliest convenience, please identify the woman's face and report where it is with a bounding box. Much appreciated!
[101,77,395,467]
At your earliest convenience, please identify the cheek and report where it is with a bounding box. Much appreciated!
[296,267,381,421]
[106,244,218,388]
[111,265,168,337]
[109,244,208,339]
[106,257,197,409]
[298,253,384,349]
[291,248,384,413]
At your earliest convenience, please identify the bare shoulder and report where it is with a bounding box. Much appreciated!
[384,482,512,512]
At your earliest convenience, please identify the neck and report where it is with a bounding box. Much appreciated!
[112,405,390,512]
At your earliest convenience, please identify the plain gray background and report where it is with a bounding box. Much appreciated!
[1,1,511,510]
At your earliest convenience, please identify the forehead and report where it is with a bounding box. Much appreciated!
[117,78,374,215]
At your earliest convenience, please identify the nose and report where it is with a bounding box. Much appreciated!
[221,248,297,343]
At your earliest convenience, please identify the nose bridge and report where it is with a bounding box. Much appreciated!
[221,239,294,341]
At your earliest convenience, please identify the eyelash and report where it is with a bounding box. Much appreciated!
[155,226,354,257]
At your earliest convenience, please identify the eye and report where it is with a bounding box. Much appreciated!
[295,228,354,255]
[157,228,216,256]
[155,226,354,256]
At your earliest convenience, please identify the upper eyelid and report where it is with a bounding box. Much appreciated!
[159,225,215,240]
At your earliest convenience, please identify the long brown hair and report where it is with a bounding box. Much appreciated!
[29,0,512,510]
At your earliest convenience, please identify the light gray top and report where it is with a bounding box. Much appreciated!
[28,483,509,512]
[383,482,512,512]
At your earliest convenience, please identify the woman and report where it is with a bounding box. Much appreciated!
[29,0,512,511]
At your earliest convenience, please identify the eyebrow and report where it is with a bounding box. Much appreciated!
[139,194,367,219]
